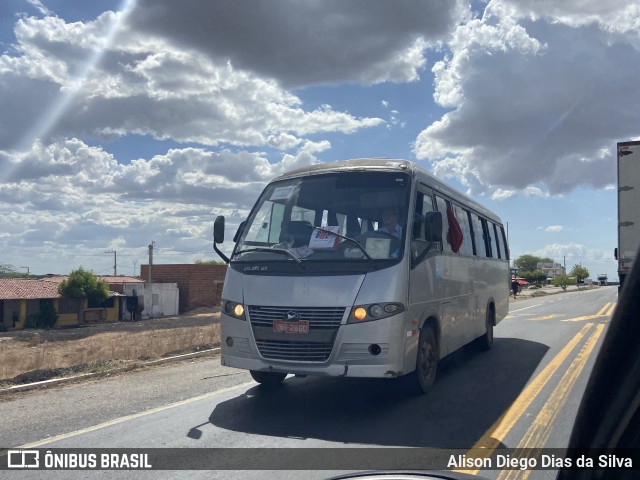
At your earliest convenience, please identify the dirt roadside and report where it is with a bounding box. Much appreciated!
[0,308,221,385]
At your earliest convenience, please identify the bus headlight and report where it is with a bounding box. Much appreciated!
[353,307,367,321]
[222,299,246,320]
[349,303,405,323]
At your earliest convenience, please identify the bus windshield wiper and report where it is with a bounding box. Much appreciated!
[312,227,373,261]
[232,247,304,267]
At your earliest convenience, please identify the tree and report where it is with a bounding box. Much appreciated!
[26,299,58,329]
[552,275,573,291]
[513,255,554,273]
[58,267,110,306]
[570,264,590,283]
[520,270,548,284]
[0,263,22,278]
[194,259,226,265]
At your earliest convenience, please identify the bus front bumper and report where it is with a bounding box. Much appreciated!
[220,314,411,379]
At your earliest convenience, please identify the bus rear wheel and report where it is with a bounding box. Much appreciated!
[408,324,438,394]
[478,305,494,351]
[250,370,287,386]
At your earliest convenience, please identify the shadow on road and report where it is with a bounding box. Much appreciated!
[205,337,548,448]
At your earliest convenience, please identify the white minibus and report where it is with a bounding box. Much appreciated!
[213,159,510,393]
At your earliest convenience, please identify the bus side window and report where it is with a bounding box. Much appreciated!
[412,189,436,259]
[481,218,493,258]
[434,195,452,254]
[469,212,487,257]
[500,225,510,260]
[493,222,503,259]
[452,204,474,257]
[485,220,499,259]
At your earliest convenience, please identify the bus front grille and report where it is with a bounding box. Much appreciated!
[255,340,333,362]
[248,306,346,362]
[248,305,345,328]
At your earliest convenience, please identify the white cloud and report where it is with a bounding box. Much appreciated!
[26,0,52,17]
[545,225,567,232]
[532,243,611,263]
[128,0,470,88]
[0,136,325,273]
[414,0,638,196]
[0,12,384,154]
[495,0,640,35]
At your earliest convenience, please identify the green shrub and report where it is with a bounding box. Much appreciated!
[25,300,58,329]
[38,299,58,328]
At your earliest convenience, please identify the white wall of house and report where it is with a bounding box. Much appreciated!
[123,283,179,319]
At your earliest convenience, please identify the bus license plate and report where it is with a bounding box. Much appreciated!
[273,320,310,334]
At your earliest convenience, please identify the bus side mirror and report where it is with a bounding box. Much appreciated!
[424,211,443,243]
[614,248,618,260]
[214,216,225,244]
[213,216,229,264]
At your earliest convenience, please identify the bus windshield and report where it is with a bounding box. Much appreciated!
[233,171,411,265]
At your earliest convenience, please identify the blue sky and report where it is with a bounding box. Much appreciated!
[1,0,637,279]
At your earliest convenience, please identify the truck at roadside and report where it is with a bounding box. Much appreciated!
[615,140,640,290]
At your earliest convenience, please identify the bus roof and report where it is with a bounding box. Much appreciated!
[275,158,503,225]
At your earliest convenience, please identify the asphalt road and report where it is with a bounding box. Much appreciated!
[0,286,619,480]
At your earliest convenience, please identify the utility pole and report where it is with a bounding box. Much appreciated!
[105,250,117,276]
[20,266,29,276]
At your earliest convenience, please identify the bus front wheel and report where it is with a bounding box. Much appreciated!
[409,324,438,394]
[250,370,287,386]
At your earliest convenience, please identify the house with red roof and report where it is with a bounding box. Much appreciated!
[0,276,141,330]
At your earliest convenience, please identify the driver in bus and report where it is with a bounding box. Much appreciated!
[377,207,402,258]
[378,208,402,239]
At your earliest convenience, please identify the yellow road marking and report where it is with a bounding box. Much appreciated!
[528,314,562,321]
[454,323,595,475]
[605,302,616,317]
[596,303,611,316]
[4,381,254,450]
[562,301,617,322]
[496,324,605,480]
[562,315,601,322]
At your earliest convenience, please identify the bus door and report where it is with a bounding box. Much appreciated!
[408,184,438,333]
[434,195,477,354]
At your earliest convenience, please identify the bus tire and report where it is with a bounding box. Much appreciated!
[250,370,287,386]
[408,324,438,394]
[479,304,494,351]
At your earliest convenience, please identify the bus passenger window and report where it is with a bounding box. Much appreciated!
[452,204,473,256]
[435,195,452,254]
[469,212,485,256]
[492,223,503,259]
[480,217,493,258]
[486,220,499,259]
[412,190,435,259]
[500,226,509,260]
